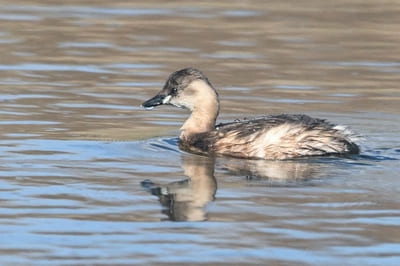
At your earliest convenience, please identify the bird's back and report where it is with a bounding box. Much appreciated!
[181,114,359,160]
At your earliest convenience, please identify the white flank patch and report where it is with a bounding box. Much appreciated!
[333,124,360,143]
[253,124,294,158]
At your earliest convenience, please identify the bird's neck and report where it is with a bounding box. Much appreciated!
[180,84,219,141]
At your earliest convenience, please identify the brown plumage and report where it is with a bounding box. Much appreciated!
[142,68,360,160]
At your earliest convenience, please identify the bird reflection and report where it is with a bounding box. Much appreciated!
[141,155,217,221]
[218,157,320,183]
[142,154,320,221]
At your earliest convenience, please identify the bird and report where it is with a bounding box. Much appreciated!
[141,68,359,160]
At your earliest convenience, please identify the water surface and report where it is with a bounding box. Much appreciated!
[0,1,399,265]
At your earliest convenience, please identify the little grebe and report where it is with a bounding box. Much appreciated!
[142,68,359,160]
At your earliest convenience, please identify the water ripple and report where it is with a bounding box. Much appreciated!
[0,63,111,73]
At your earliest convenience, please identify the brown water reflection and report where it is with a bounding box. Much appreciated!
[142,155,217,222]
[142,154,329,222]
[0,0,400,265]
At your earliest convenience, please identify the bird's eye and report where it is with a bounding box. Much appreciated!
[171,87,178,94]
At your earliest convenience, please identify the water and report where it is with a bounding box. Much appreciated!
[1,1,400,265]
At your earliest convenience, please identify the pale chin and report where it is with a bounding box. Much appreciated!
[171,101,186,109]
[162,95,172,104]
[165,96,188,109]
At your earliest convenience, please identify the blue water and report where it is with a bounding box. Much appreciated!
[0,136,399,265]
